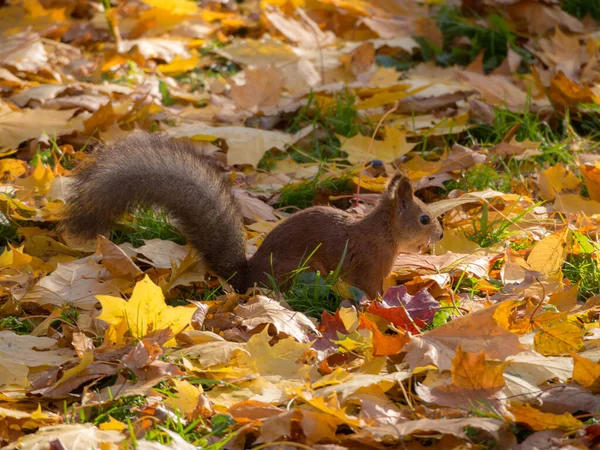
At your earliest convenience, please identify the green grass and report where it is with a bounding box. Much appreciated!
[445,163,512,193]
[564,254,600,301]
[144,413,235,448]
[90,395,146,426]
[109,208,186,248]
[274,170,354,212]
[0,316,34,335]
[434,7,531,73]
[268,245,353,318]
[0,216,18,249]
[467,105,573,166]
[50,306,79,330]
[574,104,600,138]
[466,202,539,248]
[562,0,600,22]
[285,89,371,162]
[283,271,346,318]
[563,232,600,301]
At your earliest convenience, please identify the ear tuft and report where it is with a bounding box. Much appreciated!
[385,173,413,202]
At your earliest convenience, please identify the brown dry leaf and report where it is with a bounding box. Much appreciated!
[538,27,583,80]
[553,194,600,216]
[491,138,541,160]
[0,32,48,73]
[167,124,312,166]
[232,188,279,223]
[22,258,131,310]
[10,84,68,108]
[118,38,191,62]
[3,424,124,450]
[0,331,75,386]
[440,144,487,172]
[230,67,284,111]
[340,42,375,76]
[362,418,516,448]
[96,235,142,280]
[234,295,319,343]
[549,285,579,312]
[164,246,206,291]
[264,7,336,49]
[506,2,584,35]
[133,239,190,269]
[404,305,525,372]
[0,105,82,152]
[455,70,529,110]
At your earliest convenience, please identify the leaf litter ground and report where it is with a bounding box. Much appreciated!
[1,0,600,449]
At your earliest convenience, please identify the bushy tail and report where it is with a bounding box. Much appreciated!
[62,133,248,290]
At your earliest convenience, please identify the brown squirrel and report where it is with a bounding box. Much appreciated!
[62,133,443,298]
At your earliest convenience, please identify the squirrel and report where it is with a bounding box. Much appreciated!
[61,133,444,298]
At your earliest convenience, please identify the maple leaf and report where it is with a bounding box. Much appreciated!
[97,275,196,346]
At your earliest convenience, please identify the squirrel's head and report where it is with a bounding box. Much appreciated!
[381,173,444,253]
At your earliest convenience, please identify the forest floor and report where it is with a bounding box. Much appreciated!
[1,0,600,449]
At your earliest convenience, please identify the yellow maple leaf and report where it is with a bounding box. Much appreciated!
[97,275,196,347]
[98,416,127,431]
[340,126,416,165]
[538,165,581,201]
[15,163,54,196]
[509,404,582,432]
[527,228,571,276]
[157,56,201,76]
[580,162,600,202]
[0,158,26,180]
[534,319,585,356]
[449,346,507,390]
[142,0,199,14]
[239,328,312,379]
[571,352,600,393]
[164,379,203,418]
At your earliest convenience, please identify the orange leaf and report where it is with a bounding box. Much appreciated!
[572,352,600,393]
[509,404,582,432]
[359,314,409,356]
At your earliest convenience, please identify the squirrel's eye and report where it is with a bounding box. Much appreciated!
[419,215,431,225]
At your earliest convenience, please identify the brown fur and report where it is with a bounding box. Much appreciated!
[62,133,443,298]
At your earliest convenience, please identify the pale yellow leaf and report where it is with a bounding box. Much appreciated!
[527,228,571,275]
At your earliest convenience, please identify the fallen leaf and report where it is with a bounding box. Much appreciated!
[97,275,197,346]
[580,162,600,202]
[527,228,571,276]
[0,106,82,152]
[572,352,600,393]
[235,295,319,343]
[538,165,581,201]
[340,126,416,164]
[509,404,582,432]
[230,67,284,111]
[22,258,129,310]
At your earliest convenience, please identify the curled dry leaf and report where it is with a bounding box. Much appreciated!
[235,295,320,343]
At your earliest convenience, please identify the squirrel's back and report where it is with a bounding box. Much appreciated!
[62,133,248,289]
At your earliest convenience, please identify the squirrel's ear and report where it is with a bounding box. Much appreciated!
[385,173,413,200]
